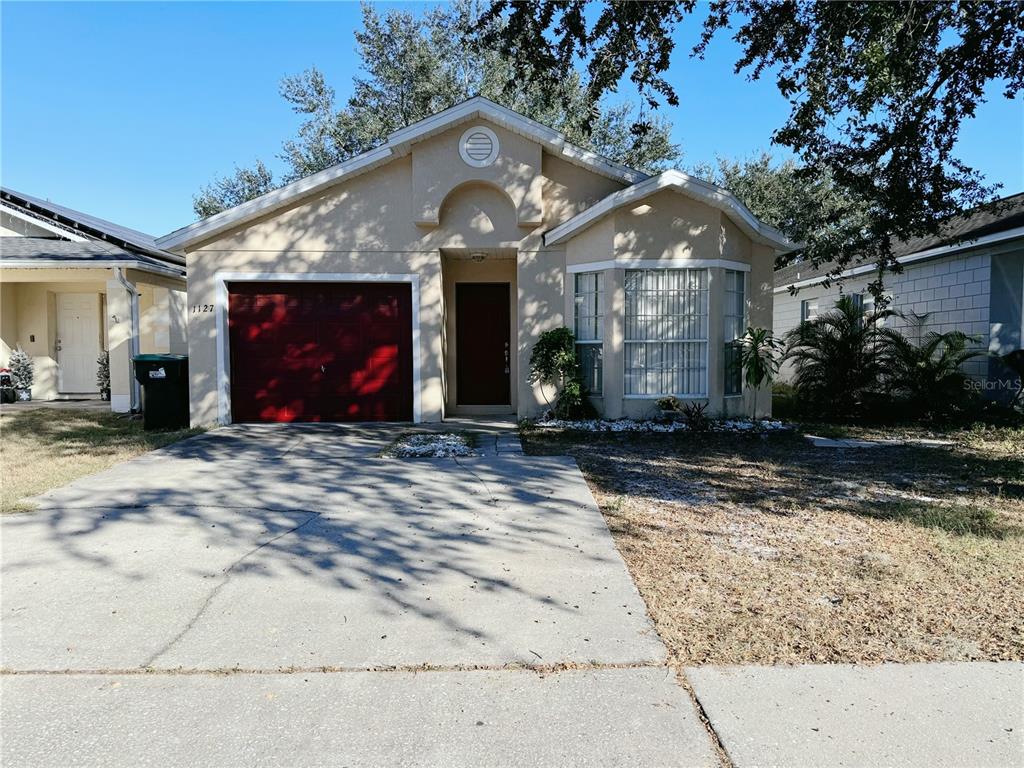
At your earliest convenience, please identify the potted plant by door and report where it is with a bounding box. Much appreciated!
[656,396,683,421]
[9,347,34,401]
[97,350,111,401]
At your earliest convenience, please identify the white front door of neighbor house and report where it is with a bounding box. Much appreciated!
[57,293,101,393]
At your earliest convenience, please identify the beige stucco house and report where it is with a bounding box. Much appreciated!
[157,97,793,426]
[1,189,187,411]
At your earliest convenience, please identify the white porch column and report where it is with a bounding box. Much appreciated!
[105,275,138,413]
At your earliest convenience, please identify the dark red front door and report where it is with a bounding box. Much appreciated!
[228,282,413,423]
[456,282,511,405]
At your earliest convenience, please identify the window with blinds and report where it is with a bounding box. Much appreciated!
[624,268,708,397]
[574,272,603,395]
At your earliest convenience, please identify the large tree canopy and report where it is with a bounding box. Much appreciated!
[481,0,1024,292]
[193,0,681,219]
[690,153,868,251]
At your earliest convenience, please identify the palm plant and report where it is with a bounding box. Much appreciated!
[736,327,784,420]
[783,295,898,418]
[886,312,982,418]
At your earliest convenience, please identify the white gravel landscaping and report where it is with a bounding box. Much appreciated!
[382,432,476,458]
[532,417,792,433]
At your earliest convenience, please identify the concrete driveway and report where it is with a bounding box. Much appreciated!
[1,425,715,767]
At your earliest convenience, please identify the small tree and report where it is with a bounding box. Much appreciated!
[8,347,33,391]
[97,351,111,400]
[528,327,595,419]
[736,327,784,421]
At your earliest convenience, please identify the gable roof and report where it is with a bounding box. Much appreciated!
[1,237,186,278]
[544,169,795,252]
[157,96,652,252]
[774,191,1024,290]
[1,187,184,267]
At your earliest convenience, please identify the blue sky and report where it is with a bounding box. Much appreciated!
[3,1,1022,237]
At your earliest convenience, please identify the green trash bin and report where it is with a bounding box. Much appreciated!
[133,354,189,430]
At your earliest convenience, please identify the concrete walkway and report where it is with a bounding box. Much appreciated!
[690,663,1023,768]
[2,425,1020,766]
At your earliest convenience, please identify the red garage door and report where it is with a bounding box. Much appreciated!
[227,282,413,423]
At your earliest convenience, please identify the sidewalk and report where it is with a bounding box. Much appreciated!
[689,662,1023,768]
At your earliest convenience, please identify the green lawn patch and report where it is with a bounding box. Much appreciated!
[1,408,202,513]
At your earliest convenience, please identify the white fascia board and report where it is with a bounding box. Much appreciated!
[566,258,752,274]
[1,203,88,241]
[157,97,649,253]
[772,224,1024,293]
[0,259,185,280]
[156,146,395,252]
[545,170,795,251]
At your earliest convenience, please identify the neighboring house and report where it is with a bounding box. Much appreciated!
[0,188,187,411]
[157,97,793,426]
[774,193,1024,400]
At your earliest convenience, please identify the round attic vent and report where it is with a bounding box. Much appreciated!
[459,126,499,168]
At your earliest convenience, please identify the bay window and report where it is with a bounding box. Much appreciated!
[573,271,603,395]
[624,268,708,397]
[723,269,746,396]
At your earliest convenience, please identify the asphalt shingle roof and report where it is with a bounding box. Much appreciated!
[775,192,1024,288]
[0,237,184,274]
[0,187,184,267]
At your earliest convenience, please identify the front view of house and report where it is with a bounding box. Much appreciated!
[158,98,792,426]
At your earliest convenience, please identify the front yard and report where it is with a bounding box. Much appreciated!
[0,408,201,513]
[523,425,1023,665]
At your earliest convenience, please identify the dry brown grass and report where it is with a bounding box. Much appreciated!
[1,408,202,513]
[524,427,1024,666]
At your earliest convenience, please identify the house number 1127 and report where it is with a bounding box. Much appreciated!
[191,304,214,314]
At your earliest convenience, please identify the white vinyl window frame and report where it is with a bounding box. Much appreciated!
[800,297,819,323]
[723,269,747,398]
[623,267,710,399]
[213,272,421,425]
[573,271,604,395]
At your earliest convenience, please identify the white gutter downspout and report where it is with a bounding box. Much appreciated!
[114,267,142,411]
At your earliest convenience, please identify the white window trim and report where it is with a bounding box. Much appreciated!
[567,258,752,274]
[213,272,421,425]
[623,267,710,399]
[800,297,819,323]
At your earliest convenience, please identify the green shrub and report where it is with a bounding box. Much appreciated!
[783,296,898,418]
[772,382,799,419]
[886,312,982,419]
[680,401,710,432]
[528,328,596,420]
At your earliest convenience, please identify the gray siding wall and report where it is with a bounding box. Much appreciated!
[773,242,1024,383]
